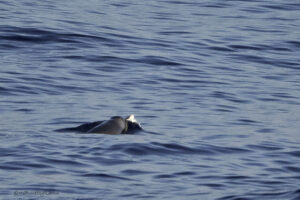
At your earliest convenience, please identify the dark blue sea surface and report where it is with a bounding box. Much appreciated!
[1,0,300,199]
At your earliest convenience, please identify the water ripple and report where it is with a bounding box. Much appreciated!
[81,173,133,181]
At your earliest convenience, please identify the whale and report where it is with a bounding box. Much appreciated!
[56,114,142,134]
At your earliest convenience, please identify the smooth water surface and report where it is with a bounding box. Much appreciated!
[1,0,300,199]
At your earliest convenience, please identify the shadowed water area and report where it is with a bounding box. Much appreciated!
[0,0,300,199]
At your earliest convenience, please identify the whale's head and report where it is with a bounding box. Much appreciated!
[125,114,142,132]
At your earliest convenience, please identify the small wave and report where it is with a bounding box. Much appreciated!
[81,173,133,181]
[211,91,251,104]
[284,166,300,173]
[286,151,300,158]
[246,144,283,151]
[262,3,300,11]
[287,40,300,48]
[0,26,114,47]
[107,142,213,156]
[121,169,154,176]
[208,46,235,52]
[106,142,253,157]
[231,54,300,70]
[3,161,50,170]
[38,157,88,167]
[0,86,13,95]
[139,56,182,66]
[0,165,25,171]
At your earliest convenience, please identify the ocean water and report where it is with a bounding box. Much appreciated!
[1,0,300,199]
